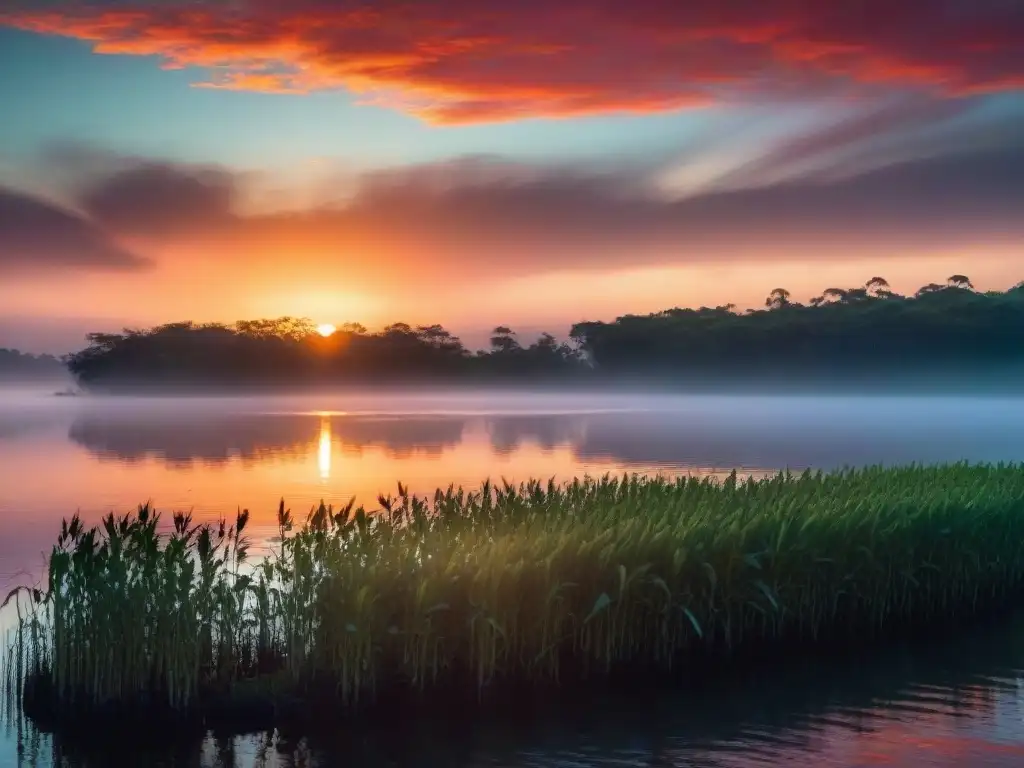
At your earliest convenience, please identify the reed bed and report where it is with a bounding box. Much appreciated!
[7,464,1024,726]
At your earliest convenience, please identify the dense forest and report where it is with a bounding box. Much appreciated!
[572,274,1024,384]
[63,275,1024,391]
[0,348,65,380]
[66,319,584,389]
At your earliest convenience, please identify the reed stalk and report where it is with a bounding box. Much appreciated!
[6,463,1024,721]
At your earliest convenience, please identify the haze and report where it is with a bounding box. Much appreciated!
[2,1,1024,353]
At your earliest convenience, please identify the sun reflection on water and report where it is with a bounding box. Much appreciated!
[317,415,332,480]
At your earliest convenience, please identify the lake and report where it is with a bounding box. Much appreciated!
[4,388,1024,767]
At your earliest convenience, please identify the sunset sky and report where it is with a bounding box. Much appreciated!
[2,0,1023,353]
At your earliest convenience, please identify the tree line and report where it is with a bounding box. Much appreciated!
[571,274,1024,383]
[61,274,1024,389]
[0,348,65,380]
[65,319,584,389]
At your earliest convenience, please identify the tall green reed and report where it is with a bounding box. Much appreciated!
[3,504,265,715]
[8,463,1024,719]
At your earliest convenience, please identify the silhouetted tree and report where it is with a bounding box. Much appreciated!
[489,326,520,354]
[866,276,888,291]
[568,276,1024,385]
[916,283,945,297]
[235,317,315,340]
[865,276,893,298]
[765,288,792,310]
[64,318,587,389]
[416,324,462,352]
[61,275,1024,390]
[947,274,974,290]
[0,348,65,380]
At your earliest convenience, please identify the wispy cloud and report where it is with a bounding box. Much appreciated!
[0,186,149,273]
[7,132,1021,283]
[717,97,980,186]
[77,159,236,236]
[3,1,1024,123]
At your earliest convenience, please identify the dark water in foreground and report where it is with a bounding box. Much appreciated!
[7,612,1024,767]
[4,389,1024,766]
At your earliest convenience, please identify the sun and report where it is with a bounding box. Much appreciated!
[316,323,337,337]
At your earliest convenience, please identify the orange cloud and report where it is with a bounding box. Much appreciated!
[3,1,1023,123]
[7,137,1021,292]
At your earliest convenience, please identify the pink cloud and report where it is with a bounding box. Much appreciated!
[2,1,1023,123]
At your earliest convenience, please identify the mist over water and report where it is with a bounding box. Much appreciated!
[4,386,1024,767]
[4,387,1024,584]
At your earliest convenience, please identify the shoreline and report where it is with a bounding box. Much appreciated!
[48,373,1024,398]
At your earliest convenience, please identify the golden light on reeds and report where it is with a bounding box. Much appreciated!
[8,463,1024,722]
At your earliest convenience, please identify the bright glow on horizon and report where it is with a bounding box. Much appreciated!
[3,3,1023,356]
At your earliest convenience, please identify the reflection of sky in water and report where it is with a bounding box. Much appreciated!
[4,391,1024,589]
[4,391,1024,766]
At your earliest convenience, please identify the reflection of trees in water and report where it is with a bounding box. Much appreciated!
[0,410,71,441]
[69,414,317,467]
[0,418,47,441]
[69,411,589,467]
[65,403,1024,474]
[485,414,586,455]
[68,414,466,467]
[573,408,1024,471]
[333,417,465,459]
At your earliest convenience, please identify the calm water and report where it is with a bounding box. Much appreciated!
[4,387,1024,767]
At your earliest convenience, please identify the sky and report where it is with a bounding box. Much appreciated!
[1,0,1023,354]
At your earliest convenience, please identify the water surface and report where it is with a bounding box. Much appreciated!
[4,388,1024,585]
[7,610,1024,767]
[3,388,1024,767]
